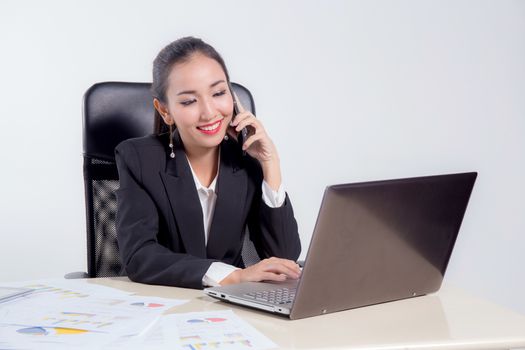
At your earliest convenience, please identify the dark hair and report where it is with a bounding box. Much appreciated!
[151,36,231,134]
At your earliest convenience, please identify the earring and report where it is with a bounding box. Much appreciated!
[168,122,175,158]
[215,114,228,140]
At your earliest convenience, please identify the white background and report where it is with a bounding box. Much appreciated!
[1,1,524,314]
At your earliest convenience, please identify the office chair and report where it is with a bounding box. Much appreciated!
[67,81,261,278]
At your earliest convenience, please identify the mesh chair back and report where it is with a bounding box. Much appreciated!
[82,81,259,277]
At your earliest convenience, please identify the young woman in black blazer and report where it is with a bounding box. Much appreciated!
[115,36,302,289]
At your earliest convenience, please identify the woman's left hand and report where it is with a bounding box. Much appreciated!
[226,94,279,165]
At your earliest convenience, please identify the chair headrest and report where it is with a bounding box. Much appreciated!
[82,81,255,161]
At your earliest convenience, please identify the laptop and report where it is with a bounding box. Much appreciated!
[204,172,477,320]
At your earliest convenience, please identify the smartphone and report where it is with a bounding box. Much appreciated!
[229,84,249,156]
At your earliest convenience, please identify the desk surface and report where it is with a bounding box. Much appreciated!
[90,277,525,350]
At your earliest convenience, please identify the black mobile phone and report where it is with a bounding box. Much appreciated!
[230,85,249,155]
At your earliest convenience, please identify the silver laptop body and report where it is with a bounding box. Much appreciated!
[204,172,477,320]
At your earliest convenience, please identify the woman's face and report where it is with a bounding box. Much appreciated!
[163,52,234,152]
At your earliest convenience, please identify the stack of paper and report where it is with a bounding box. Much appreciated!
[0,279,277,349]
[165,310,277,350]
[0,279,188,349]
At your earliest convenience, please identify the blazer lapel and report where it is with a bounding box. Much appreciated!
[159,130,206,258]
[206,140,248,260]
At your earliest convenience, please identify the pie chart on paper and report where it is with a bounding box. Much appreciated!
[130,302,165,308]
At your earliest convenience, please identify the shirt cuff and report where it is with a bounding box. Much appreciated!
[202,262,240,287]
[261,180,286,208]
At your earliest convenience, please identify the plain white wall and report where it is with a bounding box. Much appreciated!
[1,0,523,314]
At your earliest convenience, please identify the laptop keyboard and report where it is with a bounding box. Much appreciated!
[243,287,297,305]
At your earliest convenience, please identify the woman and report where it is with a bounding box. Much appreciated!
[114,36,302,289]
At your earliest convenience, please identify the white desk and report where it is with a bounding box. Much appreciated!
[91,277,525,349]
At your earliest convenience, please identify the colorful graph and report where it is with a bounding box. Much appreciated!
[16,327,48,336]
[181,335,202,341]
[186,318,227,324]
[42,315,114,329]
[16,326,89,336]
[23,284,90,299]
[181,339,253,349]
[130,302,165,308]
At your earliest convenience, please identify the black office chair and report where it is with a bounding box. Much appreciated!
[68,81,261,278]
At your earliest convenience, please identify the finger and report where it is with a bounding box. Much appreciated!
[226,126,238,141]
[282,259,302,274]
[259,272,287,282]
[267,258,302,275]
[233,91,246,113]
[231,111,252,127]
[243,261,299,282]
[242,133,263,151]
[261,263,301,279]
[235,115,262,133]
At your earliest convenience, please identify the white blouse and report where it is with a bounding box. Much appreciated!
[184,148,286,287]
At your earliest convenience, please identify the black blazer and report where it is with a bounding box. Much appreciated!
[114,129,301,289]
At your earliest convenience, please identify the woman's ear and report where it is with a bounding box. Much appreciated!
[153,98,174,125]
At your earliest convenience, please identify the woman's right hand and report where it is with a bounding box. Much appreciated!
[219,257,301,285]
